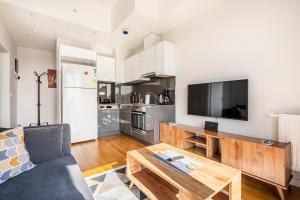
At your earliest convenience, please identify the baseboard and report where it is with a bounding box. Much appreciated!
[291,170,300,187]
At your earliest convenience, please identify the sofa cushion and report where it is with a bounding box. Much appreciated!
[24,125,63,163]
[0,127,35,184]
[0,155,93,200]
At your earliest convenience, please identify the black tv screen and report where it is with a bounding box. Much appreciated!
[188,79,248,120]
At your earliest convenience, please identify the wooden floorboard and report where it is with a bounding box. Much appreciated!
[71,134,300,200]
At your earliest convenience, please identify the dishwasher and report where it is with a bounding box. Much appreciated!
[98,104,120,137]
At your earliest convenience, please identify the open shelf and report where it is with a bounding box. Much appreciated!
[210,153,222,163]
[130,169,179,200]
[185,136,207,148]
[186,146,206,157]
[129,165,228,200]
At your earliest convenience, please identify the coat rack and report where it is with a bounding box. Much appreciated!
[29,71,49,127]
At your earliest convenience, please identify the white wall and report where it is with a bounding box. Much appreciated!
[163,0,300,139]
[0,52,10,127]
[17,47,56,126]
[0,17,17,127]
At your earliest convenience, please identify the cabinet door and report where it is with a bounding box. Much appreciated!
[241,141,286,185]
[120,108,132,135]
[97,56,115,82]
[221,137,242,169]
[124,58,131,83]
[156,41,175,76]
[145,131,154,144]
[124,54,140,82]
[140,45,156,76]
[60,45,97,61]
[160,124,176,146]
[131,53,141,81]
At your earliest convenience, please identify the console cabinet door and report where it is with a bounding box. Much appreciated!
[222,138,289,186]
[241,141,287,186]
[160,123,176,146]
[160,124,194,149]
[221,137,242,169]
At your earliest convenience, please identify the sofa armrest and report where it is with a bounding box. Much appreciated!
[24,124,71,164]
[61,124,71,155]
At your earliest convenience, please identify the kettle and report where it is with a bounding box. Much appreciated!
[157,94,164,104]
[145,93,152,104]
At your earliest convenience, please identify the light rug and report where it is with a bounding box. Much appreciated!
[85,165,148,200]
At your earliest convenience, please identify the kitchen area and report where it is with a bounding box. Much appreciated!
[96,37,176,145]
[98,77,175,145]
[57,35,176,145]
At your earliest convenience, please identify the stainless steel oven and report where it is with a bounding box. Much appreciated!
[131,110,146,131]
[131,106,154,142]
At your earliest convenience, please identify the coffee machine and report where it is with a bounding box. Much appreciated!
[158,89,174,105]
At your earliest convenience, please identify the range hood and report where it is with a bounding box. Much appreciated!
[141,72,175,79]
[140,72,156,78]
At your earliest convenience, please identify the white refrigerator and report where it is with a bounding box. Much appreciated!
[62,63,97,143]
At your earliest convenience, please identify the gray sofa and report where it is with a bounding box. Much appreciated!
[0,124,94,200]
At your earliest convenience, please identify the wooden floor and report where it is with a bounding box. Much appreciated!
[72,134,300,200]
[72,134,144,174]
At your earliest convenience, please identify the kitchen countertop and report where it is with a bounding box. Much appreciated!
[120,103,174,107]
[98,104,120,110]
[99,103,120,106]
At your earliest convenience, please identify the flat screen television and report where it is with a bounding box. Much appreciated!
[188,79,248,121]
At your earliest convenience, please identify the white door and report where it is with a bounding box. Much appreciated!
[62,63,97,89]
[63,88,97,143]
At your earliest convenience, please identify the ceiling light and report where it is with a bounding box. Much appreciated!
[122,28,129,36]
[73,9,77,13]
[33,29,37,33]
[93,31,97,34]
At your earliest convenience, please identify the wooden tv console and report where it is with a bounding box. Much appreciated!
[160,123,292,200]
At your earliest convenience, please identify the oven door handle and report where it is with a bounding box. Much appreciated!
[131,111,144,115]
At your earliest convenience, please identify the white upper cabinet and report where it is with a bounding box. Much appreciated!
[123,40,175,83]
[140,45,156,76]
[156,41,175,77]
[97,55,116,82]
[124,57,132,83]
[124,53,141,82]
[60,45,97,63]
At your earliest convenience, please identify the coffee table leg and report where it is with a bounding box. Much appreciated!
[129,182,134,190]
[229,172,242,200]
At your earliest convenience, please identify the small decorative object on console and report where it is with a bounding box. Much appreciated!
[261,139,274,146]
[204,121,218,132]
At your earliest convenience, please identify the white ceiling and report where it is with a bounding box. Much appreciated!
[0,0,224,53]
[0,2,115,54]
[0,0,119,33]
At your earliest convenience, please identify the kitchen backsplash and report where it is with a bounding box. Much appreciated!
[115,77,175,104]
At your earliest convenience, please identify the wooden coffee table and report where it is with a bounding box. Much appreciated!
[127,143,241,200]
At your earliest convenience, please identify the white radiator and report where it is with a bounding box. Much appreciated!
[278,114,300,172]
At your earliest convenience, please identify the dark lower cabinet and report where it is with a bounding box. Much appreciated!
[145,131,154,144]
[120,106,132,135]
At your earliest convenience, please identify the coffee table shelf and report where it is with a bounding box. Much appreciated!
[130,169,178,200]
